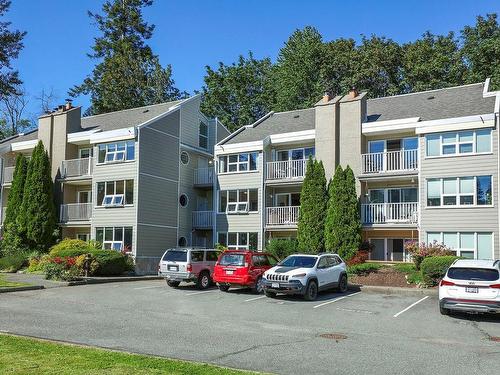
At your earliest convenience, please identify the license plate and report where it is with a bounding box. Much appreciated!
[271,283,280,288]
[226,270,234,275]
[465,287,478,293]
[168,265,178,271]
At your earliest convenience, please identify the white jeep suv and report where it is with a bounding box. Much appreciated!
[262,253,348,301]
[439,259,500,315]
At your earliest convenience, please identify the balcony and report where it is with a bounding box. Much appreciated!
[3,166,15,185]
[192,210,213,229]
[194,167,214,187]
[61,158,93,179]
[266,160,307,184]
[266,206,300,228]
[60,203,92,223]
[361,149,418,175]
[361,202,418,225]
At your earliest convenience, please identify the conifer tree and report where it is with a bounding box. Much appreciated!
[340,166,362,259]
[324,165,345,251]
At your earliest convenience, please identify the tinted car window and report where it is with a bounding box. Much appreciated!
[447,267,499,281]
[317,257,330,269]
[252,255,269,267]
[191,251,204,262]
[278,256,317,268]
[219,253,245,266]
[205,251,220,262]
[163,250,187,262]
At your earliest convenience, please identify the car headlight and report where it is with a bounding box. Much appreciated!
[291,273,306,278]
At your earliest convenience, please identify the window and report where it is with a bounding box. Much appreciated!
[426,232,493,259]
[79,148,92,159]
[205,251,220,262]
[180,151,189,165]
[217,232,258,250]
[179,194,189,207]
[191,251,204,262]
[199,121,208,149]
[219,189,258,213]
[77,233,90,241]
[95,226,132,251]
[96,180,134,206]
[277,147,315,161]
[425,129,491,157]
[219,152,258,173]
[97,141,135,163]
[426,176,492,207]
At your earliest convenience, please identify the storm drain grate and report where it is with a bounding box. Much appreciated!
[490,336,500,342]
[319,333,347,341]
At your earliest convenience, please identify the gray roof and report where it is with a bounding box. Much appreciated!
[224,108,315,144]
[366,83,496,122]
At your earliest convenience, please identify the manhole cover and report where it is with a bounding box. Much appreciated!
[319,333,347,341]
[490,336,500,342]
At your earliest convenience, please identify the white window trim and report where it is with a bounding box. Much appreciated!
[426,176,493,208]
[425,129,493,159]
[199,121,209,150]
[97,180,133,208]
[217,231,258,250]
[79,148,92,159]
[77,190,92,204]
[275,146,315,161]
[367,187,418,203]
[425,231,494,259]
[220,189,258,214]
[97,141,135,165]
[274,192,301,206]
[95,226,133,252]
[218,152,258,174]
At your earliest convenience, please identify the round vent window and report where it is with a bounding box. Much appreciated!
[179,194,189,207]
[180,151,189,165]
[178,237,187,247]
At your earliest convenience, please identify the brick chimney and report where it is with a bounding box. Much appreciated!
[348,87,359,99]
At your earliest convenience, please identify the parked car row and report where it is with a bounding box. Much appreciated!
[158,248,348,301]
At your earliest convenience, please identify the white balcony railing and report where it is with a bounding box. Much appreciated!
[361,149,418,174]
[194,167,214,186]
[266,206,300,226]
[266,159,307,181]
[361,202,418,224]
[60,203,92,222]
[61,158,93,178]
[192,210,213,228]
[3,166,15,184]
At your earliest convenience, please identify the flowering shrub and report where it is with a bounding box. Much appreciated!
[44,256,81,281]
[404,240,454,270]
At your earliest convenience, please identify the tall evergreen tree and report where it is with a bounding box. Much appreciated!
[340,166,362,259]
[69,0,185,115]
[201,52,276,132]
[297,159,327,253]
[17,141,56,251]
[324,165,345,252]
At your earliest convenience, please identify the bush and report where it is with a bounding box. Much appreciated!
[44,257,80,281]
[405,240,454,270]
[91,250,133,276]
[27,254,51,273]
[420,256,461,286]
[49,239,100,257]
[348,262,382,276]
[265,239,298,260]
[0,253,28,272]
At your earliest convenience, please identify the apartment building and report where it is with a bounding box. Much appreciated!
[214,80,500,261]
[0,95,230,273]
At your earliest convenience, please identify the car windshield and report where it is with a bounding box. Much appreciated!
[219,253,245,266]
[163,250,187,262]
[278,256,317,268]
[447,267,499,281]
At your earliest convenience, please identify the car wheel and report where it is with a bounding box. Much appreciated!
[252,276,264,294]
[166,280,180,288]
[218,284,230,292]
[265,290,277,298]
[337,274,348,293]
[304,280,318,301]
[197,271,211,290]
[439,305,450,316]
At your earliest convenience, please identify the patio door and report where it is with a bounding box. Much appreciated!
[368,140,385,172]
[402,137,418,169]
[78,191,92,204]
[389,239,404,261]
[370,239,385,260]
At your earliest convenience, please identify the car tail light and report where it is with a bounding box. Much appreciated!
[490,284,500,289]
[440,280,455,287]
[187,264,192,272]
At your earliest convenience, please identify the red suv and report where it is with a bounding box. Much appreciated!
[213,250,279,294]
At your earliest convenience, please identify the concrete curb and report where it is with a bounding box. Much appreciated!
[0,285,44,293]
[348,284,438,296]
[68,276,163,286]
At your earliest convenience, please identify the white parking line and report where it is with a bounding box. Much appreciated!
[393,296,429,318]
[244,295,266,302]
[313,292,361,309]
[133,285,164,290]
[185,290,217,296]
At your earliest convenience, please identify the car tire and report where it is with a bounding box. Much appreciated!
[439,305,450,316]
[252,276,264,294]
[265,290,277,298]
[166,280,180,288]
[197,271,211,290]
[337,274,348,293]
[304,280,318,301]
[218,284,230,292]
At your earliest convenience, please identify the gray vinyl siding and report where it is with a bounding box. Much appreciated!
[419,129,499,258]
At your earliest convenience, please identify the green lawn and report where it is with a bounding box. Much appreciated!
[0,275,30,288]
[0,334,261,375]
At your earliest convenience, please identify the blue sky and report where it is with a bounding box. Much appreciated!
[7,0,500,117]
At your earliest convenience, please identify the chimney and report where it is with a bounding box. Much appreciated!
[348,87,358,99]
[322,92,331,103]
[65,98,73,110]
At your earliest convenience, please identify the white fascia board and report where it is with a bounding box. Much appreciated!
[415,113,495,134]
[269,129,316,145]
[89,127,136,144]
[67,129,101,145]
[362,117,420,135]
[11,139,38,152]
[214,140,263,155]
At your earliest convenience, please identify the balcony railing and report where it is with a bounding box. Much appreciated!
[3,166,15,184]
[192,210,213,229]
[60,203,92,222]
[361,149,418,174]
[266,159,307,181]
[194,167,214,186]
[361,202,418,224]
[61,158,93,179]
[266,206,300,226]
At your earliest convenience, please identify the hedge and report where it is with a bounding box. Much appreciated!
[49,239,100,257]
[420,255,461,286]
[348,262,382,275]
[265,239,298,260]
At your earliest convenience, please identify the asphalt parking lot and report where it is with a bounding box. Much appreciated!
[1,280,499,375]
